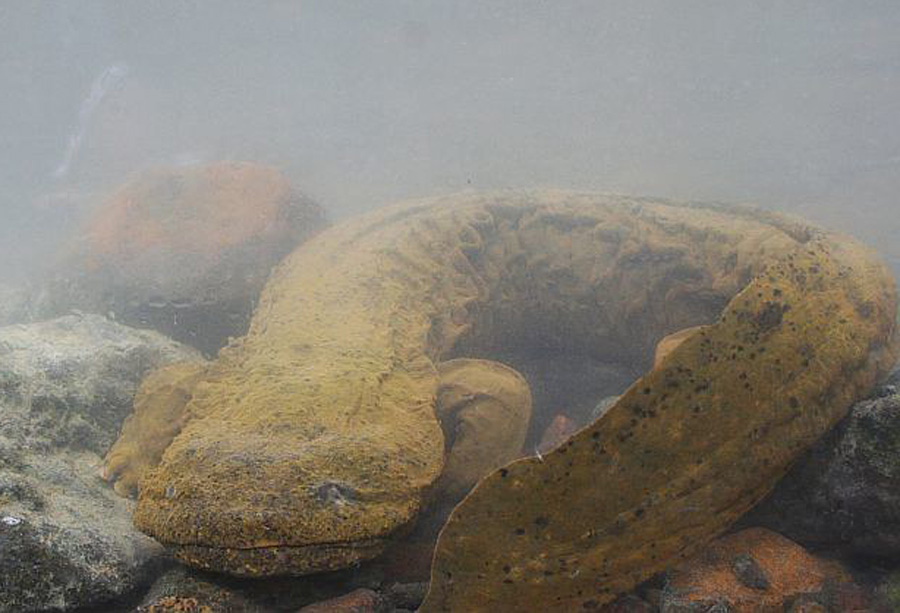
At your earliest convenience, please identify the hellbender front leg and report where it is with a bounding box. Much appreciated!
[102,361,208,497]
[433,358,532,503]
[376,358,533,581]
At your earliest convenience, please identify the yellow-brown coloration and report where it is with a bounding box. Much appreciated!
[103,192,897,588]
[653,325,707,369]
[104,362,209,497]
[421,197,898,611]
[433,358,532,503]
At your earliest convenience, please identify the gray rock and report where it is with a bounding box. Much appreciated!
[0,314,201,453]
[730,553,769,591]
[742,365,900,558]
[133,566,267,613]
[876,571,900,611]
[0,314,202,612]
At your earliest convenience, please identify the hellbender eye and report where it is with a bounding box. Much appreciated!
[312,482,357,507]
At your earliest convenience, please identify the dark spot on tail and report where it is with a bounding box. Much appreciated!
[755,302,785,332]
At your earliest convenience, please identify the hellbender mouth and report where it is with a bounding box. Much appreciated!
[170,538,389,577]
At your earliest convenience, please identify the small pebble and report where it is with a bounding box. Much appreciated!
[731,552,770,590]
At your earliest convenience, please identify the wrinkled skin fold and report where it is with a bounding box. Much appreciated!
[102,192,897,598]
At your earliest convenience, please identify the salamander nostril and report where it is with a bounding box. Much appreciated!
[313,482,357,507]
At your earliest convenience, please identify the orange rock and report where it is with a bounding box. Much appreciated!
[663,528,851,612]
[36,162,326,353]
[85,162,305,263]
[537,413,579,454]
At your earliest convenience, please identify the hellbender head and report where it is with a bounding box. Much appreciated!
[127,348,443,575]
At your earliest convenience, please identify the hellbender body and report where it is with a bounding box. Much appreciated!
[103,192,897,608]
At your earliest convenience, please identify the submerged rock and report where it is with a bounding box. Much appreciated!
[0,314,201,612]
[133,567,265,613]
[32,162,327,355]
[297,588,385,613]
[132,566,423,612]
[875,571,900,611]
[659,528,852,612]
[743,366,900,558]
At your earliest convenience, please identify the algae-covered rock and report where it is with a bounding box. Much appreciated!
[101,192,896,606]
[0,314,202,454]
[0,314,201,612]
[32,162,327,354]
[132,566,266,613]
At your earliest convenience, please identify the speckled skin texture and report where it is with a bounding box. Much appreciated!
[104,362,210,497]
[420,197,898,611]
[102,192,897,590]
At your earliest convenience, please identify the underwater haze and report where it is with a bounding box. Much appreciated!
[4,4,900,611]
[0,1,898,281]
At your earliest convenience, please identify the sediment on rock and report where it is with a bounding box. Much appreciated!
[0,314,201,612]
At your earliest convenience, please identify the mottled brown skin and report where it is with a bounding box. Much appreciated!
[653,325,707,369]
[432,358,532,503]
[103,192,897,594]
[421,201,898,611]
[103,362,210,497]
